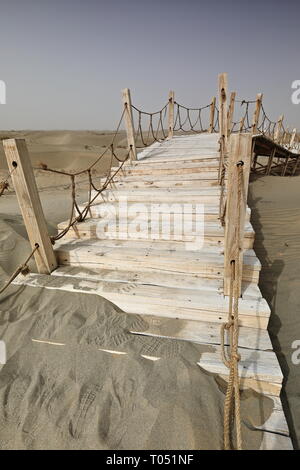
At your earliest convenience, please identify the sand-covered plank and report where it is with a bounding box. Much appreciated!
[198,348,283,384]
[128,315,272,351]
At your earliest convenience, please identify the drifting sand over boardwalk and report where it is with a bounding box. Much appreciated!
[0,131,294,449]
[0,278,272,450]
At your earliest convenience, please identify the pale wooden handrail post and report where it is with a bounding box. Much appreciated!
[289,128,297,148]
[227,91,236,137]
[3,139,57,274]
[274,114,284,142]
[252,93,263,134]
[122,88,137,162]
[218,73,228,182]
[218,73,228,145]
[223,133,252,297]
[239,116,245,133]
[168,90,175,138]
[209,96,216,133]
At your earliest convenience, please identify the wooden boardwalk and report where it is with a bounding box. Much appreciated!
[13,132,293,449]
[4,73,299,449]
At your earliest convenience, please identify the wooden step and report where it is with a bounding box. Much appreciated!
[93,188,222,204]
[13,271,270,328]
[137,154,219,165]
[79,203,251,223]
[109,179,220,189]
[52,264,261,299]
[198,348,282,390]
[53,238,261,284]
[137,149,219,157]
[57,217,255,248]
[109,176,219,190]
[127,315,272,351]
[115,162,220,176]
[112,171,219,182]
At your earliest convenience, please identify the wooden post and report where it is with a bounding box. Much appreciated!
[218,73,228,183]
[227,91,236,137]
[3,139,57,274]
[223,133,252,297]
[289,128,296,148]
[122,88,137,162]
[209,96,216,133]
[274,115,284,142]
[168,90,175,138]
[239,116,245,133]
[218,73,228,147]
[266,148,276,175]
[252,93,263,134]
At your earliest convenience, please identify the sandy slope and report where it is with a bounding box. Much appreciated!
[249,175,300,449]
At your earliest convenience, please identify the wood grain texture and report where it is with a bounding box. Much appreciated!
[2,139,57,274]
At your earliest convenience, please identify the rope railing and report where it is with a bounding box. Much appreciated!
[221,165,244,450]
[33,109,130,242]
[0,165,17,197]
[220,132,252,450]
[230,99,256,134]
[131,101,169,148]
[130,96,219,148]
[0,244,39,295]
[1,108,131,281]
[173,101,218,133]
[257,104,278,139]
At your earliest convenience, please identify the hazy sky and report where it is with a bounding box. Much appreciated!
[0,0,299,129]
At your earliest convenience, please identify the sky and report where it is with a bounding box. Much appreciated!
[0,0,299,130]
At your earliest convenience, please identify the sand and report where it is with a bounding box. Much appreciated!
[0,131,290,450]
[249,174,300,449]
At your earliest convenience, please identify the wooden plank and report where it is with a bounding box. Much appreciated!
[52,265,261,298]
[198,348,282,384]
[12,273,269,328]
[95,190,222,204]
[54,237,259,258]
[119,161,220,171]
[219,375,281,397]
[109,179,220,190]
[56,217,255,247]
[224,133,252,295]
[168,90,175,138]
[122,88,137,161]
[79,202,251,222]
[259,433,293,450]
[254,396,290,436]
[113,169,219,180]
[128,315,272,351]
[2,139,57,274]
[53,240,261,281]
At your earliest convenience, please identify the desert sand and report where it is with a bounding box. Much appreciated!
[249,174,300,449]
[0,131,297,449]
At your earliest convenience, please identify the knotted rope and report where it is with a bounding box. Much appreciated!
[131,102,169,147]
[173,101,215,133]
[0,165,17,197]
[0,244,39,295]
[220,161,244,450]
[31,109,130,242]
